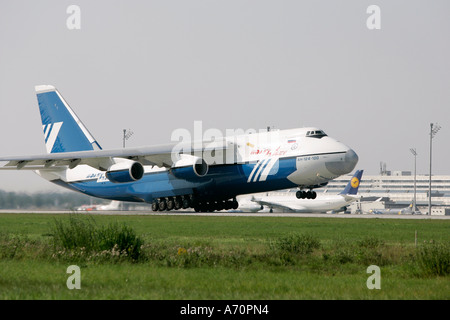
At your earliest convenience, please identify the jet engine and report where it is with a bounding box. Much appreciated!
[171,155,208,180]
[105,160,144,183]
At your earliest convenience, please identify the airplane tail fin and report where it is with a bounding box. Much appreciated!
[35,85,102,153]
[339,170,363,195]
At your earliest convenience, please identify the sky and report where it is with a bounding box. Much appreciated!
[0,0,449,192]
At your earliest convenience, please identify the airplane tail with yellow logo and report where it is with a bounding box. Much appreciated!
[339,170,363,195]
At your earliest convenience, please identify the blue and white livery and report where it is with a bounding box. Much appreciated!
[0,85,359,212]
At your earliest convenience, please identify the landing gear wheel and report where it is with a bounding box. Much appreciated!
[296,190,317,199]
[224,201,233,210]
[174,197,182,210]
[158,200,167,211]
[182,198,190,209]
[218,201,226,211]
[166,198,174,211]
[151,201,159,211]
[207,202,215,212]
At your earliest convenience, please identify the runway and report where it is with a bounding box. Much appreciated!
[0,209,449,219]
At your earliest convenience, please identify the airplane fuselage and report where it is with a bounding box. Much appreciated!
[255,194,353,213]
[35,128,358,204]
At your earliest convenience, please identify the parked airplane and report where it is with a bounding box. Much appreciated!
[251,170,363,213]
[0,85,358,212]
[77,200,121,211]
[368,203,418,215]
[233,195,265,213]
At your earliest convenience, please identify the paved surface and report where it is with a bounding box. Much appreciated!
[1,209,449,219]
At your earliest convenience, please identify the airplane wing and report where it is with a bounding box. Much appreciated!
[0,140,234,171]
[251,198,297,213]
[342,194,361,202]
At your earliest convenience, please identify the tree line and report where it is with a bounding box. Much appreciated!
[0,190,104,210]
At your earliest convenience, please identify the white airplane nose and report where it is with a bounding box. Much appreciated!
[325,148,358,176]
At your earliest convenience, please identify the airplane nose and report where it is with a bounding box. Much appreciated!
[325,148,358,176]
[345,149,359,171]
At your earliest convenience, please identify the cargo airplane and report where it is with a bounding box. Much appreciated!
[0,85,358,212]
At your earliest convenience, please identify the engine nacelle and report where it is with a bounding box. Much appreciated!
[105,160,144,183]
[172,155,208,180]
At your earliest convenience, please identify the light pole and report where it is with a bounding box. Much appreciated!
[123,129,134,148]
[409,148,417,213]
[428,123,441,216]
[120,128,134,211]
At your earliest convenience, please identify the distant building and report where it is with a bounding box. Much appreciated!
[245,171,450,214]
[323,172,450,207]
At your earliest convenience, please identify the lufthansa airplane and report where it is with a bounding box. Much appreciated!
[251,170,363,213]
[369,203,417,215]
[0,85,358,212]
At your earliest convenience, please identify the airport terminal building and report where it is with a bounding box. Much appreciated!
[326,171,449,203]
[323,171,450,214]
[264,170,450,215]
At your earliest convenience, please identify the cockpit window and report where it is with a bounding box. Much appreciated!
[306,130,327,138]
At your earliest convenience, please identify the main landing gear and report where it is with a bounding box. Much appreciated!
[151,195,239,212]
[151,195,191,212]
[296,190,317,199]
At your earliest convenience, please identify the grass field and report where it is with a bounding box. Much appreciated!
[0,213,448,300]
